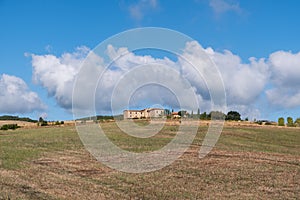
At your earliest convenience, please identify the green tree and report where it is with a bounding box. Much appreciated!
[164,109,171,116]
[39,117,44,123]
[225,111,241,121]
[197,108,200,117]
[39,117,48,126]
[287,117,295,127]
[278,117,285,126]
[294,118,300,127]
[200,112,207,120]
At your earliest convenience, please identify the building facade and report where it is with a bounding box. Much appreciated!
[123,108,164,119]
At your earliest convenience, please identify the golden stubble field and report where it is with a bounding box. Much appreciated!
[0,121,299,199]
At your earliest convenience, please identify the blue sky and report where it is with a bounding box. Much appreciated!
[1,0,300,121]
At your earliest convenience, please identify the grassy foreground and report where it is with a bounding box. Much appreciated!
[0,123,299,199]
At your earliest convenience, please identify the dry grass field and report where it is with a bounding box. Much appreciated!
[0,121,37,128]
[0,121,299,199]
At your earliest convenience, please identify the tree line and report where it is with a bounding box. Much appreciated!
[0,115,65,130]
[165,109,242,121]
[0,115,37,123]
[278,117,300,127]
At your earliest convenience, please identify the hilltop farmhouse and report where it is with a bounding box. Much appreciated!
[123,108,164,119]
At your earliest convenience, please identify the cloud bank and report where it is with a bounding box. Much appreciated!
[29,42,300,119]
[266,51,300,108]
[0,74,45,114]
[31,46,89,110]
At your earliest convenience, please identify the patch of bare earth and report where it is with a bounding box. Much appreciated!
[1,146,299,199]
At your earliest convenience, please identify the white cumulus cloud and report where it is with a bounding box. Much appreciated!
[178,41,270,118]
[96,45,196,113]
[205,47,269,105]
[179,41,269,104]
[31,46,90,110]
[0,74,46,114]
[266,51,300,108]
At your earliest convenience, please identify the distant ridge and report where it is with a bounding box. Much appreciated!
[0,115,37,123]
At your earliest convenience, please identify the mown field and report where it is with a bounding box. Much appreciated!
[0,122,299,199]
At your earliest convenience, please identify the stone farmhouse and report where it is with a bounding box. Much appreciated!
[123,108,165,119]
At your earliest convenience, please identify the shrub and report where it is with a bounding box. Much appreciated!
[265,122,273,125]
[256,121,263,125]
[0,125,9,130]
[0,124,20,130]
